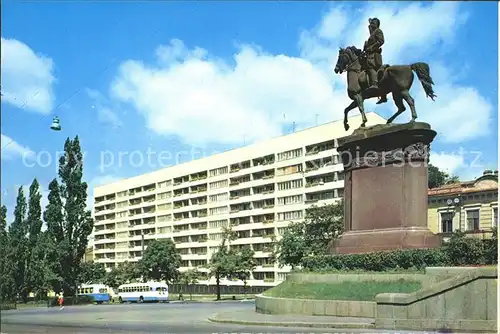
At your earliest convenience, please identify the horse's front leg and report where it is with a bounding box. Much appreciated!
[353,94,367,127]
[343,100,358,131]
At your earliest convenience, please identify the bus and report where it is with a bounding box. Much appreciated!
[77,284,111,304]
[117,282,169,303]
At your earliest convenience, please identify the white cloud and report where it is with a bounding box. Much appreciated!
[429,152,465,175]
[1,134,35,161]
[1,37,56,114]
[87,88,123,128]
[429,150,492,181]
[108,2,491,146]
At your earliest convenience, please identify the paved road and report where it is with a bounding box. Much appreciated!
[0,302,444,333]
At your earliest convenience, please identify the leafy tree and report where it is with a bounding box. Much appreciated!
[271,222,307,269]
[0,205,15,301]
[303,202,343,254]
[9,186,29,301]
[43,179,65,293]
[26,232,58,299]
[104,262,139,289]
[45,136,94,296]
[274,202,344,268]
[25,179,46,298]
[138,239,181,283]
[428,164,460,189]
[208,225,238,300]
[229,246,256,297]
[27,179,43,244]
[78,261,106,284]
[178,269,203,300]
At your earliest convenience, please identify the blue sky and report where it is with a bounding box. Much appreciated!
[1,1,498,220]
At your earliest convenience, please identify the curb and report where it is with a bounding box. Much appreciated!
[170,299,254,304]
[207,316,375,329]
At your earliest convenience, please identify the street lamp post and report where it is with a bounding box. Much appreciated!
[446,197,461,231]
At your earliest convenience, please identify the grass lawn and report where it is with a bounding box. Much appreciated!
[263,280,422,301]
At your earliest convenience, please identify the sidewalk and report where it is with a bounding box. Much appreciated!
[170,298,254,304]
[208,310,375,329]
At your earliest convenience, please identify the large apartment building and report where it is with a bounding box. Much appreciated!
[92,112,386,286]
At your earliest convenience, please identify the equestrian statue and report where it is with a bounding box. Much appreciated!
[334,18,437,131]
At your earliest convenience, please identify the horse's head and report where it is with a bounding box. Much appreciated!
[334,46,362,74]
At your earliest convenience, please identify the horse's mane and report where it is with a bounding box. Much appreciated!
[345,46,363,57]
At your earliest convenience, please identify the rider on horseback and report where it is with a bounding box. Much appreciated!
[363,17,388,105]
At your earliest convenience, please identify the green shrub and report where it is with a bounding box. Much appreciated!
[443,230,486,266]
[484,228,498,265]
[300,230,497,272]
[301,248,450,272]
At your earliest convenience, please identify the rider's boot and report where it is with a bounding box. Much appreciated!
[368,69,378,89]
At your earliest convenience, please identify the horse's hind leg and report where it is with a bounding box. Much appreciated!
[400,90,417,121]
[386,92,405,124]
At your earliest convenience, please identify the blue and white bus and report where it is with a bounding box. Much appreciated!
[77,284,111,304]
[117,282,168,303]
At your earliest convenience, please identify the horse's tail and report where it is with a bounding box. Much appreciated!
[411,62,437,101]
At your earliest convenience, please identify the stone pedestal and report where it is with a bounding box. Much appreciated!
[334,122,441,254]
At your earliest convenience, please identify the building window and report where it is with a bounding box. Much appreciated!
[209,192,229,202]
[209,206,228,216]
[440,212,453,233]
[209,220,228,229]
[493,207,498,228]
[277,195,303,206]
[158,180,172,188]
[116,211,127,218]
[209,166,228,177]
[117,191,127,197]
[277,148,302,162]
[277,210,303,221]
[277,179,303,191]
[209,180,228,189]
[466,209,480,231]
[276,163,303,176]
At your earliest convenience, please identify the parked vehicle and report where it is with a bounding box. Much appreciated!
[117,282,169,303]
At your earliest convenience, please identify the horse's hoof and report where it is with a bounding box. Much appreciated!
[344,124,350,131]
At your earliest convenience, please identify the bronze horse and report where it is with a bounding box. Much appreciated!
[334,46,437,131]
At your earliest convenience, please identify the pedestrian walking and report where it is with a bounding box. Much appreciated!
[58,294,64,310]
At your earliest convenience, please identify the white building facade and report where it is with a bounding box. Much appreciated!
[92,112,386,286]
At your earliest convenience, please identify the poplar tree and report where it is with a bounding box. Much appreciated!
[0,205,15,300]
[44,179,64,293]
[9,187,29,301]
[25,179,48,297]
[45,136,94,296]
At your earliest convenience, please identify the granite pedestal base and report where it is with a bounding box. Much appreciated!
[334,122,441,254]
